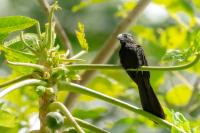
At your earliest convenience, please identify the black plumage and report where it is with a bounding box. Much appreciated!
[117,33,165,119]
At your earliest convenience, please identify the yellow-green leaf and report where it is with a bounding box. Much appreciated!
[0,16,37,33]
[75,22,88,51]
[166,84,192,106]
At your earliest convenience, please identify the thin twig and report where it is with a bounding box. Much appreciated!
[0,79,46,98]
[74,118,110,133]
[7,61,46,71]
[66,54,199,71]
[0,74,33,88]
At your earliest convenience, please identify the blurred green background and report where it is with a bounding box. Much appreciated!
[0,0,200,132]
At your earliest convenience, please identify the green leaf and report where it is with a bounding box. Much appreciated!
[0,33,8,43]
[0,16,37,33]
[0,110,17,128]
[166,84,192,106]
[110,118,137,133]
[0,46,37,63]
[0,46,37,74]
[4,33,39,53]
[75,22,88,51]
[154,0,194,15]
[171,112,192,133]
[73,107,107,119]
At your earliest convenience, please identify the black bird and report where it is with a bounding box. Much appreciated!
[117,33,165,119]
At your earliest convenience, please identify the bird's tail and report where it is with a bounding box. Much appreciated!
[137,73,165,119]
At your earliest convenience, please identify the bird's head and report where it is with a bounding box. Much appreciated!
[117,33,134,44]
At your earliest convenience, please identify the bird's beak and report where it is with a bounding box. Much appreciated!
[117,34,123,40]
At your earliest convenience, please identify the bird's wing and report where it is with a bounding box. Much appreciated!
[136,45,148,66]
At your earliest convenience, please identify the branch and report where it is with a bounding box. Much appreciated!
[37,0,73,55]
[65,0,151,108]
[7,61,46,71]
[0,79,46,98]
[49,102,85,133]
[74,118,109,133]
[57,82,186,133]
[66,54,199,71]
[0,74,33,88]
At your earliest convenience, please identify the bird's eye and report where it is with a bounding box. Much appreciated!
[124,34,127,38]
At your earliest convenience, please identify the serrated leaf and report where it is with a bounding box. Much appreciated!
[166,84,192,106]
[0,16,37,33]
[0,110,17,128]
[75,22,88,51]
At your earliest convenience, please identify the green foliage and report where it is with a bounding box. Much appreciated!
[171,112,192,133]
[73,107,107,119]
[75,22,89,51]
[166,84,192,106]
[0,16,37,33]
[0,0,200,132]
[0,110,17,128]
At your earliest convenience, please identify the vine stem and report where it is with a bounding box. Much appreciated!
[58,81,187,133]
[66,54,199,71]
[0,74,32,88]
[49,102,85,133]
[0,79,46,98]
[7,61,46,71]
[74,118,109,133]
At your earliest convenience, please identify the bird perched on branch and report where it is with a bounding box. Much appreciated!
[117,33,165,119]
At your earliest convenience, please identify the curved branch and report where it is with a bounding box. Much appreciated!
[0,74,33,88]
[7,61,46,71]
[74,118,109,133]
[0,79,46,98]
[58,82,186,133]
[49,102,85,133]
[66,54,199,71]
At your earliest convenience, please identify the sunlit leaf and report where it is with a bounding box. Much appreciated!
[0,46,37,63]
[160,26,187,49]
[0,16,37,33]
[75,22,88,51]
[0,110,17,128]
[72,0,107,12]
[154,0,194,15]
[0,33,8,43]
[4,33,39,53]
[171,112,192,133]
[166,84,192,106]
[116,0,136,18]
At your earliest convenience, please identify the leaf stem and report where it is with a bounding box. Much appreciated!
[0,79,46,98]
[70,50,87,60]
[49,102,85,133]
[58,82,186,133]
[74,118,110,133]
[66,54,199,71]
[7,61,46,71]
[36,22,42,42]
[0,74,33,88]
[20,32,37,54]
